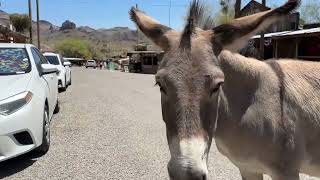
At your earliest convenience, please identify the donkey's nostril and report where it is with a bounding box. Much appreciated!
[202,174,207,180]
[189,170,208,180]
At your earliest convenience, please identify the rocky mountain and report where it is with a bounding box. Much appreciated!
[28,18,160,55]
[1,7,159,56]
[60,20,76,30]
[28,18,161,56]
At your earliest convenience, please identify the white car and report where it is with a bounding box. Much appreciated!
[43,52,71,91]
[85,60,97,68]
[0,44,59,162]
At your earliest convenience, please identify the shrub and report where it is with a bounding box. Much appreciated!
[10,14,30,33]
[55,39,92,59]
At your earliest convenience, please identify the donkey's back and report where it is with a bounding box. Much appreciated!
[279,60,320,177]
[218,50,320,179]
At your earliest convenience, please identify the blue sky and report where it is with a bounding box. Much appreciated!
[0,0,294,30]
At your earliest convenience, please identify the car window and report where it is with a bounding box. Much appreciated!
[60,55,65,64]
[31,47,46,73]
[0,48,31,75]
[33,48,48,64]
[45,55,60,65]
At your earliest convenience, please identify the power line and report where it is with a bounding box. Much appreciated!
[152,0,187,27]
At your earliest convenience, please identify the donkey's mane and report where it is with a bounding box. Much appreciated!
[180,0,215,48]
[184,0,216,31]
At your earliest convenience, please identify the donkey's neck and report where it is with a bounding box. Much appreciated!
[214,51,269,138]
[214,90,234,138]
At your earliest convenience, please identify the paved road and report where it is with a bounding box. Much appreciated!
[0,67,318,180]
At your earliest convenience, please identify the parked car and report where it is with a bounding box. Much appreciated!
[86,60,97,68]
[0,43,59,162]
[44,52,72,91]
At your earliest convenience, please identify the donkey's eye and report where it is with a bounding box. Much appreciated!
[210,82,223,96]
[155,82,166,94]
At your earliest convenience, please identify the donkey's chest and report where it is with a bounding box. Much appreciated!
[215,138,268,173]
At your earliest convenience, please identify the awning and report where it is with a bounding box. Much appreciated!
[251,28,320,39]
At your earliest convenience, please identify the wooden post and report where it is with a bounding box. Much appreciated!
[169,0,171,27]
[136,4,139,44]
[275,40,278,58]
[260,0,266,59]
[295,39,299,59]
[234,0,241,18]
[260,34,265,59]
[28,0,33,44]
[36,0,40,49]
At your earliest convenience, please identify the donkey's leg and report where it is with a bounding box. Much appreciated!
[240,170,263,180]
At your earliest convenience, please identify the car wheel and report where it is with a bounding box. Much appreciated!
[53,100,60,114]
[65,76,68,88]
[34,105,50,155]
[69,76,72,85]
[60,79,67,92]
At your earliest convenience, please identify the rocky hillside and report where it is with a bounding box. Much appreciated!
[29,19,157,56]
[1,7,159,56]
[0,9,153,56]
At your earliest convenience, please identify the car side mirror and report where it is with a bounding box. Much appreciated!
[41,64,58,75]
[63,62,72,67]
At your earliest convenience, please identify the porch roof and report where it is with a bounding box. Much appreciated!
[251,28,320,39]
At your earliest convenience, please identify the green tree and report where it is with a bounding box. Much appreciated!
[9,14,30,33]
[215,0,234,25]
[55,39,92,59]
[300,0,320,23]
[88,45,104,60]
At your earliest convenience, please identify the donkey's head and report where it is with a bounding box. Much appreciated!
[130,1,299,179]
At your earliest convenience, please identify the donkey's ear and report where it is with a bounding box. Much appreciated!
[212,0,300,52]
[130,7,178,51]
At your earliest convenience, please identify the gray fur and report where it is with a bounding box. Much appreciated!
[128,0,319,180]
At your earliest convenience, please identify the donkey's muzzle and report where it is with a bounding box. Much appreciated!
[167,158,208,180]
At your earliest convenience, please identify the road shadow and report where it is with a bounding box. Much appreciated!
[0,152,40,178]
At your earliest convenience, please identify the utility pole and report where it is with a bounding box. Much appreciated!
[36,0,40,49]
[168,0,171,27]
[152,1,186,28]
[234,0,241,18]
[28,0,32,44]
[135,4,140,45]
[259,0,266,59]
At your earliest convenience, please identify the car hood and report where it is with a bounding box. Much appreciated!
[0,73,32,101]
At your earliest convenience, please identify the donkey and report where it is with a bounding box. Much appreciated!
[130,0,320,179]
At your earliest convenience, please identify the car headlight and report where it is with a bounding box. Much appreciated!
[0,91,33,116]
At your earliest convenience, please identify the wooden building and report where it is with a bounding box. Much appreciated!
[249,27,320,61]
[127,50,164,74]
[0,11,27,43]
[239,0,300,33]
[0,25,27,43]
[239,0,303,60]
[239,0,270,17]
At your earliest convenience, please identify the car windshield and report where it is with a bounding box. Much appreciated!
[0,48,30,75]
[45,55,60,65]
